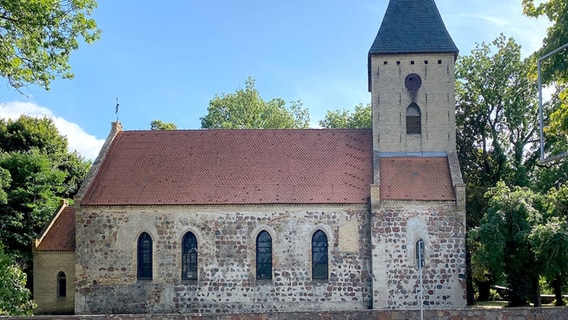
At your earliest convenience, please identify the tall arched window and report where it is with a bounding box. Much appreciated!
[406,103,421,134]
[182,232,198,280]
[312,230,328,279]
[256,230,272,279]
[57,271,66,297]
[416,239,425,269]
[137,232,153,280]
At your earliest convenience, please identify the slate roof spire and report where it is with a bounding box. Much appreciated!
[368,0,458,56]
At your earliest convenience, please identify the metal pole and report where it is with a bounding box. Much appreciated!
[420,266,424,320]
[539,59,544,162]
[538,42,568,162]
[417,239,424,320]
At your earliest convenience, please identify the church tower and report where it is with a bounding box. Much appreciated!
[368,0,458,154]
[368,0,467,309]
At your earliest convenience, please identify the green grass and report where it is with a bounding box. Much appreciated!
[474,300,508,308]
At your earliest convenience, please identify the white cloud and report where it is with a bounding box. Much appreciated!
[0,101,105,160]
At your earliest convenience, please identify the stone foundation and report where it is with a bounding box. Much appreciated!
[7,308,568,320]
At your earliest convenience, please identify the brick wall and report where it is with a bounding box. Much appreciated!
[75,204,372,314]
[32,251,75,314]
[370,53,457,154]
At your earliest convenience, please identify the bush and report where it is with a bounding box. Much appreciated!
[0,244,36,315]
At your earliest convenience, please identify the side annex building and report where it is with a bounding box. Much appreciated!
[33,0,467,314]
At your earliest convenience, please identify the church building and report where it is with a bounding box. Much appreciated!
[33,0,466,314]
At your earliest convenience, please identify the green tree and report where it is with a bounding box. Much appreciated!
[0,243,35,315]
[471,182,542,307]
[201,77,310,129]
[0,150,66,264]
[0,116,90,267]
[0,167,9,204]
[0,0,100,91]
[319,103,371,129]
[455,35,540,302]
[523,0,568,83]
[150,120,177,130]
[0,116,90,199]
[529,186,568,306]
[540,82,568,145]
[523,1,568,139]
[0,116,67,156]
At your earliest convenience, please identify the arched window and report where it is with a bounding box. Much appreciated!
[256,231,272,279]
[57,271,66,297]
[406,103,421,134]
[137,232,153,280]
[312,230,328,279]
[416,239,425,269]
[182,232,198,280]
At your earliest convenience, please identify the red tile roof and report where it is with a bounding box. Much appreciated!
[380,157,455,201]
[81,129,373,205]
[36,206,75,251]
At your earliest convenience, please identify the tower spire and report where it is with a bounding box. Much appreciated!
[369,0,458,56]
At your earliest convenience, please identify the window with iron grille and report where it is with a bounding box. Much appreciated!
[256,230,272,279]
[406,103,421,134]
[312,230,328,280]
[182,232,198,280]
[137,232,153,280]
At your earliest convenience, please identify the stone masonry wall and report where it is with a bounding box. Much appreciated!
[32,251,75,314]
[371,201,467,309]
[75,204,372,314]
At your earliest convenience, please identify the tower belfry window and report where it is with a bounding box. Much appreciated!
[406,103,421,135]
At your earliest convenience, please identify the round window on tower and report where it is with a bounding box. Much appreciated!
[405,73,422,91]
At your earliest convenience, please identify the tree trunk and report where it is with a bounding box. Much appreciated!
[553,277,566,306]
[466,243,475,305]
[477,280,491,301]
[532,276,541,307]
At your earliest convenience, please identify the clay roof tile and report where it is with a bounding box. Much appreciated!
[81,129,373,205]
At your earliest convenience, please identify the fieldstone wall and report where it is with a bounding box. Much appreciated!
[371,201,467,309]
[75,204,372,314]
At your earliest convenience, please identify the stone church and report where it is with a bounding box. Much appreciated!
[33,0,466,314]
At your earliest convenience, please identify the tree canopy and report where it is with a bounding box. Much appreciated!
[471,183,543,306]
[150,120,177,130]
[200,78,310,129]
[523,0,568,139]
[0,0,100,91]
[0,116,90,266]
[319,103,371,129]
[523,0,568,83]
[456,35,539,228]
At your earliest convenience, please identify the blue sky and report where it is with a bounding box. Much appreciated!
[0,0,550,159]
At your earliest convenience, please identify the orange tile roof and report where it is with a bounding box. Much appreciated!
[36,206,75,251]
[380,157,455,201]
[81,129,373,205]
